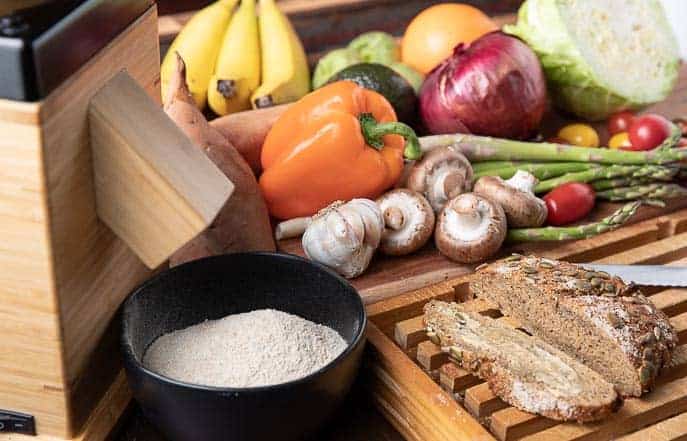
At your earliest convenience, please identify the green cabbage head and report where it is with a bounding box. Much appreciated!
[504,0,680,121]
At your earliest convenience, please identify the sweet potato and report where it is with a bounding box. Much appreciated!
[164,53,275,266]
[210,104,289,174]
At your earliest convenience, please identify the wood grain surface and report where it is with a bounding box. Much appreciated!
[90,72,233,269]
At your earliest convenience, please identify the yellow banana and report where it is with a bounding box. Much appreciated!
[161,0,238,108]
[251,0,310,108]
[208,0,260,115]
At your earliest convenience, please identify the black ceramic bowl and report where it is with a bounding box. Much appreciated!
[121,252,366,441]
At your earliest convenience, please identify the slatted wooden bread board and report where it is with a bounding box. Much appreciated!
[365,207,687,441]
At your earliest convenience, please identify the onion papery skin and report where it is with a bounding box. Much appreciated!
[419,31,547,140]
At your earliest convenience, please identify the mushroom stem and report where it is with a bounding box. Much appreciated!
[505,170,538,193]
[449,205,485,235]
[443,171,466,199]
[275,217,312,240]
[383,206,405,230]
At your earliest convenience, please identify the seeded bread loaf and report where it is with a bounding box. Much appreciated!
[424,300,621,422]
[471,255,677,397]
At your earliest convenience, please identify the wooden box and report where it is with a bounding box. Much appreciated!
[0,5,232,439]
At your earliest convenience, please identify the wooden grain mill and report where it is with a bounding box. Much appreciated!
[0,1,233,438]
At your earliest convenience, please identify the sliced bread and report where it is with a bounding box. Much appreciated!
[424,300,621,422]
[471,255,678,397]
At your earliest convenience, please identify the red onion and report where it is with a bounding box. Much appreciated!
[419,32,547,140]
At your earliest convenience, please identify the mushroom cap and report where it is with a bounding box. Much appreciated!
[406,146,473,213]
[435,193,507,264]
[376,189,435,256]
[473,172,548,228]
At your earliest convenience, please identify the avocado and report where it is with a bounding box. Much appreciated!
[328,63,417,124]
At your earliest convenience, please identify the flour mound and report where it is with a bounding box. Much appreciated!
[143,309,347,388]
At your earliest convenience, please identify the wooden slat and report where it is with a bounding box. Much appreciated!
[417,341,447,371]
[490,408,558,441]
[662,209,687,236]
[521,376,687,441]
[617,412,687,441]
[594,232,687,265]
[394,316,426,350]
[465,383,508,417]
[650,289,687,318]
[672,312,687,345]
[439,363,480,393]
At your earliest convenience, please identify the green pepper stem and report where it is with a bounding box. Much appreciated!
[358,113,422,160]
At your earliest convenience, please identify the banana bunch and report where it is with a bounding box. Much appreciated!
[161,0,310,115]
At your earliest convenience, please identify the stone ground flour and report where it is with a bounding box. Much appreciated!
[143,309,347,387]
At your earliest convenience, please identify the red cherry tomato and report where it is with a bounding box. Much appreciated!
[627,114,671,151]
[543,182,596,226]
[607,111,635,136]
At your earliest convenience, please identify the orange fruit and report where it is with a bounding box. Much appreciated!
[401,3,498,74]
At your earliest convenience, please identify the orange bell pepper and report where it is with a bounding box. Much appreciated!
[259,81,421,220]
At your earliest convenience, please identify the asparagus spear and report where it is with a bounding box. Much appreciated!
[473,162,594,181]
[472,161,520,173]
[631,165,678,181]
[596,184,663,201]
[535,165,678,193]
[535,165,640,193]
[592,177,652,191]
[639,184,687,208]
[645,183,687,200]
[507,202,641,242]
[420,123,685,164]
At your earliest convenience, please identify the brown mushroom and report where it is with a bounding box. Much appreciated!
[473,170,548,228]
[376,189,435,256]
[435,193,507,263]
[406,146,473,213]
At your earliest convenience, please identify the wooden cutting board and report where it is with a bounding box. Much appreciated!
[279,64,687,304]
[365,209,687,441]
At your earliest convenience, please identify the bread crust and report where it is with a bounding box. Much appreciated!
[471,255,677,397]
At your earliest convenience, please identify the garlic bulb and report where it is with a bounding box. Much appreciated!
[302,199,384,278]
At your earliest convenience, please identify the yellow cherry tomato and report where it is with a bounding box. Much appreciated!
[608,131,632,149]
[557,123,600,147]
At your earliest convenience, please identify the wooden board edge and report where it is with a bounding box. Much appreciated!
[364,322,495,441]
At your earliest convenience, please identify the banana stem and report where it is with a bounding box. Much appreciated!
[507,202,641,242]
[359,113,422,160]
